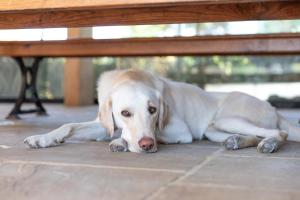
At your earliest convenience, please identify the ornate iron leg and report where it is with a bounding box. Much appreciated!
[6,57,47,119]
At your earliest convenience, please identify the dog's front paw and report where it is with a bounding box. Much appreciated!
[109,138,128,152]
[24,134,64,149]
[224,134,242,150]
[257,137,279,153]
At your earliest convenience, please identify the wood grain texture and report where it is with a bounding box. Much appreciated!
[0,33,300,57]
[0,0,292,11]
[0,1,299,28]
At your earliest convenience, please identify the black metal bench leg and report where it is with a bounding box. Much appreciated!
[6,57,47,120]
[29,57,47,116]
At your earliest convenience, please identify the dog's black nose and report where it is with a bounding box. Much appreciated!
[138,137,154,151]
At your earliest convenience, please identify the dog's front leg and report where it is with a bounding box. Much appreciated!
[24,120,108,148]
[24,124,72,148]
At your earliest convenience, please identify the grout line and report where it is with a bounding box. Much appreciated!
[1,159,185,174]
[223,154,300,160]
[172,148,224,183]
[144,148,224,200]
[172,182,300,194]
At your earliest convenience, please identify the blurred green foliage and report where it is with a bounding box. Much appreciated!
[93,56,300,87]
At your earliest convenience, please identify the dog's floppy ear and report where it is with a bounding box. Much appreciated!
[158,94,169,132]
[99,96,115,137]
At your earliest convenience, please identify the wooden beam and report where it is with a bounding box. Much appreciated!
[0,1,299,29]
[0,0,291,11]
[1,33,300,56]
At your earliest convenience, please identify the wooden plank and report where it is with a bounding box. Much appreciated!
[0,0,292,12]
[0,1,299,29]
[0,33,300,56]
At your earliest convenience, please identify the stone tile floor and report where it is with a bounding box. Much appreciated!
[0,104,299,200]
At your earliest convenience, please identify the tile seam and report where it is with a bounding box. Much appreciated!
[144,148,224,200]
[1,159,185,174]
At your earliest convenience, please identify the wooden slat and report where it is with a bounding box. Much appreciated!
[0,1,299,29]
[0,33,300,57]
[0,0,291,11]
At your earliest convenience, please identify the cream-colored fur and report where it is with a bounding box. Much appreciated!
[24,69,300,153]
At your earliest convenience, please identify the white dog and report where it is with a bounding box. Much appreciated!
[24,69,300,153]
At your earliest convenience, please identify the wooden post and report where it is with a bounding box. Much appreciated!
[64,28,94,106]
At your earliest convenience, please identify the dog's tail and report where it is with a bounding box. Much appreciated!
[277,112,300,142]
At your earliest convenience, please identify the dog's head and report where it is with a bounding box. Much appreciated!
[99,83,168,153]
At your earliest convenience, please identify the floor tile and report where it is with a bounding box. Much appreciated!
[0,162,177,200]
[181,156,300,192]
[155,184,300,200]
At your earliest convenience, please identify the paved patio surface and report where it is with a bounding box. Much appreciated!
[0,104,300,200]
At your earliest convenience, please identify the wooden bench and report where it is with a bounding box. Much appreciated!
[1,0,300,119]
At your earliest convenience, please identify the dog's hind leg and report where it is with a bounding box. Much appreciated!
[224,134,260,150]
[213,117,288,153]
[24,119,109,148]
[205,127,260,150]
[204,127,231,143]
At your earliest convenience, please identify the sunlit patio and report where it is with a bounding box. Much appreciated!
[0,104,300,200]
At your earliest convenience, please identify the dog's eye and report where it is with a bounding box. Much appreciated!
[121,110,131,117]
[148,106,157,114]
